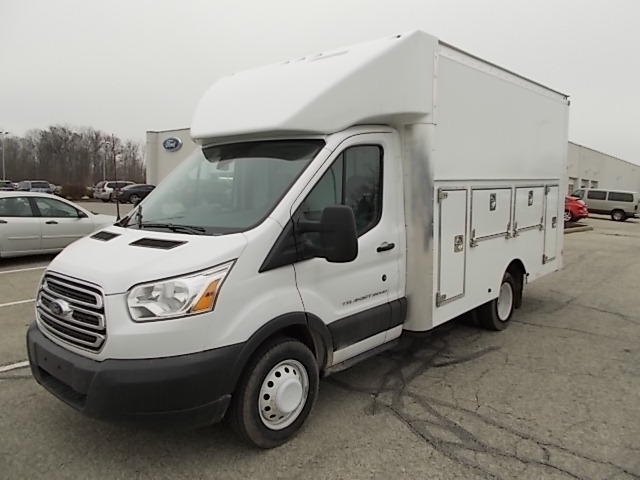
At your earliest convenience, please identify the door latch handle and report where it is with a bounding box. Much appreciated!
[45,220,58,225]
[377,242,395,252]
[0,219,7,224]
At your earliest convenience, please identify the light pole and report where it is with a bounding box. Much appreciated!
[101,136,115,181]
[102,135,122,220]
[0,131,8,181]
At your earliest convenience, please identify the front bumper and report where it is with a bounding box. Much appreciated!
[27,323,243,428]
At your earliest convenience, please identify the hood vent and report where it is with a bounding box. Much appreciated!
[91,231,121,242]
[129,238,187,250]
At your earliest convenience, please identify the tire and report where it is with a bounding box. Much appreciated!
[129,194,140,204]
[563,210,573,222]
[228,337,319,449]
[611,210,626,222]
[101,198,109,203]
[477,271,516,331]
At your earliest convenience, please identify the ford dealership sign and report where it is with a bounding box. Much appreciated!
[162,137,183,152]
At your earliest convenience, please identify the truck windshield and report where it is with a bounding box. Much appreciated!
[127,139,324,235]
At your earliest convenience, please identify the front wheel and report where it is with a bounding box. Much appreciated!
[477,271,517,331]
[563,210,573,222]
[228,338,319,448]
[611,210,626,222]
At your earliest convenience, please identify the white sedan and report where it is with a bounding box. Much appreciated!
[0,192,116,258]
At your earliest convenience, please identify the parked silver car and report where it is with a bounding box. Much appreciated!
[93,180,135,202]
[0,180,15,191]
[0,192,115,258]
[17,180,55,194]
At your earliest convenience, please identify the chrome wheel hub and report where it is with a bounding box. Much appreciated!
[259,359,309,430]
[497,282,514,321]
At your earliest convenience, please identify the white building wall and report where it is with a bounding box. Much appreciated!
[567,142,640,194]
[145,129,196,185]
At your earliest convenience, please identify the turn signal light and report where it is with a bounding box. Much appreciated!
[192,279,221,313]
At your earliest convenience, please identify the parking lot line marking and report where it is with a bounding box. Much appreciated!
[0,266,47,275]
[0,299,35,308]
[0,361,29,373]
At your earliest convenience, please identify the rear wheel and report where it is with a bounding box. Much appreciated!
[228,337,319,448]
[611,210,626,222]
[478,271,516,331]
[101,198,109,203]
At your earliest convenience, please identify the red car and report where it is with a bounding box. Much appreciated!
[564,195,588,222]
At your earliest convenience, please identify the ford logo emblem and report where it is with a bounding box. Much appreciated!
[162,137,183,152]
[49,299,72,317]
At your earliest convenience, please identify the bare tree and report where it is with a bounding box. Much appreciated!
[5,125,146,186]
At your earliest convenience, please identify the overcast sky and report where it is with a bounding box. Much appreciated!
[2,0,639,164]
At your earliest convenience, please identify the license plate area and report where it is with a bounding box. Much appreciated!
[36,344,75,387]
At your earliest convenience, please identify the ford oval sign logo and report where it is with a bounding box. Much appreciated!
[49,299,72,317]
[162,137,183,152]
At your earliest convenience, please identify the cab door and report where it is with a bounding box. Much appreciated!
[291,132,404,365]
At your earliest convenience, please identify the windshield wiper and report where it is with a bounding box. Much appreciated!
[139,222,207,235]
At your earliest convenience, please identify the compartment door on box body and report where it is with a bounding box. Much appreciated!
[543,185,559,264]
[514,187,544,235]
[470,188,512,246]
[436,189,467,307]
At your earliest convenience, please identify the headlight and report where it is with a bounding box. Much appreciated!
[127,261,234,321]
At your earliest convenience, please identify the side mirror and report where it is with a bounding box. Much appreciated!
[297,205,358,263]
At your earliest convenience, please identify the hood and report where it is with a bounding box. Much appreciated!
[48,227,248,294]
[92,214,117,227]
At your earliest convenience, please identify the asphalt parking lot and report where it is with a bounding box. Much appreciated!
[1,205,639,479]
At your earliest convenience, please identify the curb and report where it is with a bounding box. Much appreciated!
[564,226,593,234]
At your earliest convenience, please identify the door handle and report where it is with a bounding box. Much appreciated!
[377,242,395,252]
[45,220,58,225]
[0,219,7,224]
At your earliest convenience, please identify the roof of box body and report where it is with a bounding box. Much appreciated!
[190,31,437,144]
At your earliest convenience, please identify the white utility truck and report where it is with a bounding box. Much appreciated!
[27,31,569,448]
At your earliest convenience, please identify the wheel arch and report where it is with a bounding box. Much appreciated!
[610,208,626,221]
[505,258,527,309]
[225,312,332,396]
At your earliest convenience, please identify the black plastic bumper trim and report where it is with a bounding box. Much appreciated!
[27,323,242,428]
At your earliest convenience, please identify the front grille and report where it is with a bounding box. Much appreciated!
[43,275,102,307]
[36,273,106,352]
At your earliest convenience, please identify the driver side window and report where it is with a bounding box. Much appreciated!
[298,145,383,237]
